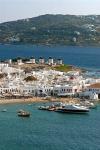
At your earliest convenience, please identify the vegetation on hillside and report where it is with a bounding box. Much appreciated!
[0,14,100,46]
[52,65,73,72]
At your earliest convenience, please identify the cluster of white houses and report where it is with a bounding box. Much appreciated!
[0,62,100,100]
[7,57,63,65]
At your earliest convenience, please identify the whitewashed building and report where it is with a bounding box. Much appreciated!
[0,63,9,72]
[30,57,35,64]
[86,83,100,99]
[57,59,63,65]
[48,57,54,65]
[39,57,45,64]
[7,59,12,64]
[53,85,79,96]
[17,59,23,65]
[79,91,98,100]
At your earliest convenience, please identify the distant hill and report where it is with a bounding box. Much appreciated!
[0,14,100,46]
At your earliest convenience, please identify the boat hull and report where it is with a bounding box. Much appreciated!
[18,113,30,117]
[55,108,89,114]
[17,110,30,117]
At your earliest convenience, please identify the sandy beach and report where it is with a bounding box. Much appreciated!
[0,97,80,105]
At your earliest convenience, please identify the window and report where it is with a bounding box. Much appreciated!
[75,89,77,92]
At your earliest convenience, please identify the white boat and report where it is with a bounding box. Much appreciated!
[55,104,89,114]
[1,109,7,112]
[83,102,97,109]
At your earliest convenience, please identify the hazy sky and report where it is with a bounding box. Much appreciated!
[0,0,100,23]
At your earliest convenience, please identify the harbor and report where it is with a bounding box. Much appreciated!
[0,55,100,113]
[0,45,100,150]
[0,102,100,150]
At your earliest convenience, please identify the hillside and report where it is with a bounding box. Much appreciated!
[0,14,100,46]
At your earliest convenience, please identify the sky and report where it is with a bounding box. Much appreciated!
[0,0,100,23]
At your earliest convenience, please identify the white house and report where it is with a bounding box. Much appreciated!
[30,57,35,64]
[53,85,79,96]
[39,57,45,64]
[86,83,100,99]
[48,57,54,65]
[17,59,23,65]
[79,91,98,100]
[7,59,12,65]
[0,63,9,72]
[57,59,63,65]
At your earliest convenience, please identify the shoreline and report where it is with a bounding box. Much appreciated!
[0,97,80,105]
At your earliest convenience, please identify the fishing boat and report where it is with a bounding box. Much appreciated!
[38,104,56,111]
[83,102,97,109]
[38,106,49,110]
[48,107,56,111]
[55,104,89,114]
[1,109,7,112]
[17,110,30,117]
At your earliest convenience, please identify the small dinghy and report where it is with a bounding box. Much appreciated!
[1,109,7,112]
[17,110,30,117]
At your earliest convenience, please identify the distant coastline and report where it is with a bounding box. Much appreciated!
[1,42,100,48]
[0,14,100,47]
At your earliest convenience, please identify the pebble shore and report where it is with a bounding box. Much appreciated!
[0,97,79,104]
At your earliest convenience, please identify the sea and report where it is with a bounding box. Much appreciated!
[0,44,100,150]
[0,102,100,150]
[0,44,100,70]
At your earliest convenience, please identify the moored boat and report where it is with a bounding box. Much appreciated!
[17,110,30,117]
[38,104,56,111]
[1,109,7,112]
[38,106,49,110]
[81,101,97,109]
[55,104,89,114]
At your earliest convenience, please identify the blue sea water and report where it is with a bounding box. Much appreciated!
[0,102,100,150]
[0,44,100,69]
[0,44,100,150]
